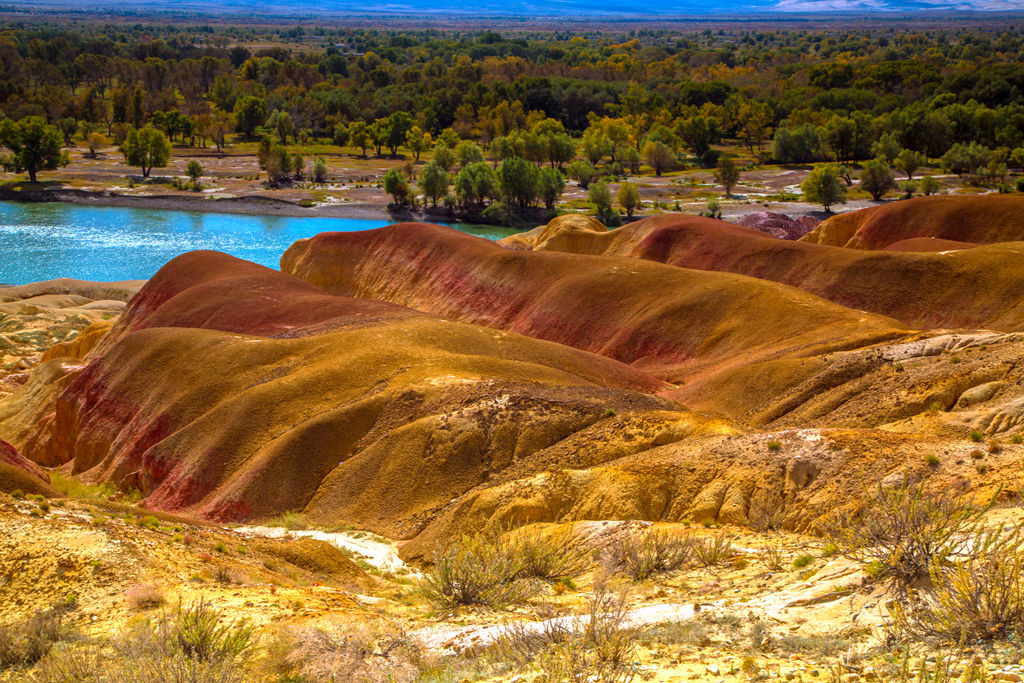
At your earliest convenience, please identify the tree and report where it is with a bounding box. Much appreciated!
[895,149,925,179]
[56,118,78,146]
[348,121,370,157]
[496,155,539,210]
[0,117,68,183]
[920,175,940,196]
[675,115,721,157]
[567,159,597,189]
[233,96,266,138]
[85,132,105,159]
[267,110,294,145]
[454,162,497,207]
[406,126,430,162]
[313,156,328,184]
[256,137,291,183]
[433,142,455,172]
[859,159,897,200]
[941,143,992,177]
[384,111,413,157]
[291,152,304,180]
[802,164,847,212]
[537,167,565,211]
[871,133,901,165]
[204,111,230,153]
[617,181,641,217]
[773,124,825,164]
[642,140,675,176]
[455,141,484,167]
[333,122,349,148]
[589,181,614,223]
[186,160,203,181]
[121,125,171,179]
[383,168,411,206]
[419,161,449,207]
[714,155,740,197]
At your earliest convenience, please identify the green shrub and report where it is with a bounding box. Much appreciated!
[420,531,542,610]
[969,429,985,442]
[792,554,814,569]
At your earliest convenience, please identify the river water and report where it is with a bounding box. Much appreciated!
[0,201,515,285]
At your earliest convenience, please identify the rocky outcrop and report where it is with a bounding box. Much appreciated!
[735,212,816,240]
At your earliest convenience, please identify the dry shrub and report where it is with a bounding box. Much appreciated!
[602,528,694,582]
[820,481,987,588]
[125,583,165,611]
[271,619,423,683]
[489,581,638,683]
[694,533,734,567]
[420,530,543,610]
[748,491,787,532]
[759,544,785,571]
[893,523,1024,643]
[0,608,65,668]
[510,526,591,582]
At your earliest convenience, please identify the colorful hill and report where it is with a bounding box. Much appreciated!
[498,213,1024,331]
[800,195,1024,250]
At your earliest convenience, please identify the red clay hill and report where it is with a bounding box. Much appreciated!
[801,195,1024,250]
[281,223,905,385]
[498,212,1024,331]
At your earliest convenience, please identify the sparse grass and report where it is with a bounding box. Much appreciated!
[759,545,785,571]
[766,439,782,452]
[969,429,985,442]
[0,607,66,669]
[926,454,941,467]
[125,583,166,611]
[266,510,309,530]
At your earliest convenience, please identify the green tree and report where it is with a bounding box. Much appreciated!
[642,140,675,176]
[920,175,940,196]
[56,118,78,146]
[454,161,497,207]
[496,155,539,210]
[313,156,328,184]
[406,126,430,162]
[537,167,565,211]
[589,181,614,223]
[232,96,266,138]
[186,160,203,180]
[455,141,484,167]
[348,121,370,157]
[802,163,847,212]
[859,158,897,200]
[85,132,105,159]
[871,133,901,165]
[332,122,349,148]
[267,110,294,145]
[433,142,455,172]
[0,117,68,183]
[256,137,291,183]
[675,115,721,157]
[419,161,449,207]
[617,181,641,217]
[384,111,413,157]
[567,159,597,189]
[291,152,304,180]
[121,125,171,178]
[383,168,411,206]
[895,148,925,179]
[714,155,740,197]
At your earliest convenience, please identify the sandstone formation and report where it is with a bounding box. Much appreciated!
[735,211,815,240]
[801,195,1024,249]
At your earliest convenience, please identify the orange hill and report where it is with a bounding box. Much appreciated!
[801,195,1024,250]
[498,213,1024,331]
[281,223,906,385]
[0,251,686,536]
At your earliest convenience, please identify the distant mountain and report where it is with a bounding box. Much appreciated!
[15,0,1024,15]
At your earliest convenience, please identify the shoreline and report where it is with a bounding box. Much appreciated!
[0,187,403,221]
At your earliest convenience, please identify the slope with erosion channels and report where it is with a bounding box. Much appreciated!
[280,222,907,387]
[800,194,1024,250]
[0,250,702,540]
[498,212,1024,331]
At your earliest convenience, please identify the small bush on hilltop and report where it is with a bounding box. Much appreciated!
[821,481,988,589]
